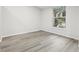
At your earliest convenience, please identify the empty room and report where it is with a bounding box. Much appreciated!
[0,6,79,52]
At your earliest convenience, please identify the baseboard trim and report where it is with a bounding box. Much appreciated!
[2,30,78,41]
[41,30,78,40]
[0,36,2,42]
[2,30,41,39]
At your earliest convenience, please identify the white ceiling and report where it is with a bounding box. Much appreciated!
[37,6,58,9]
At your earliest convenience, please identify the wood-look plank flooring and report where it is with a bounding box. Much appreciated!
[0,31,79,52]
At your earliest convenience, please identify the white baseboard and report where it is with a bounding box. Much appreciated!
[2,30,40,38]
[0,36,2,42]
[41,29,79,40]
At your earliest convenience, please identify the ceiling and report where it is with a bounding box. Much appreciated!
[37,6,58,9]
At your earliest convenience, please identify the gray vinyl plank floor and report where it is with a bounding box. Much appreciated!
[0,31,79,52]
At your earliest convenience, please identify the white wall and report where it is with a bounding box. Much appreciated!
[67,6,79,39]
[1,6,79,40]
[41,6,79,40]
[0,7,2,34]
[0,7,2,41]
[2,6,41,37]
